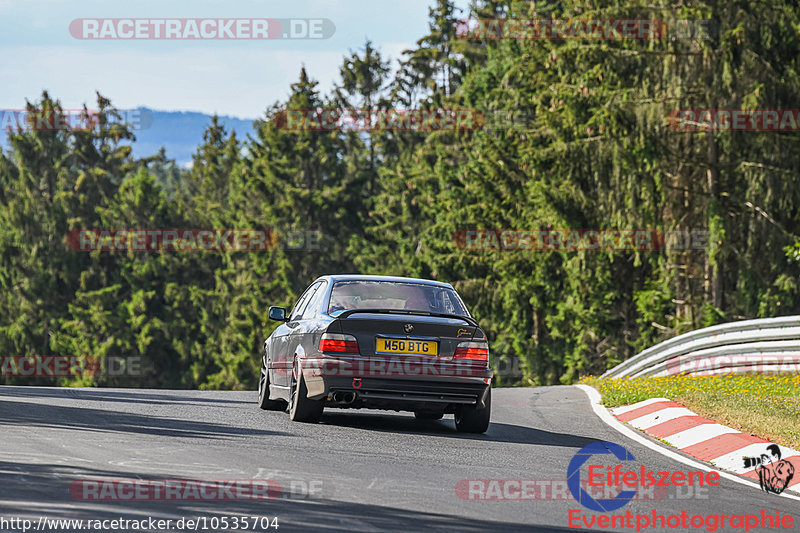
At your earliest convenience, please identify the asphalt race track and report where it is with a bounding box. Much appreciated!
[1,386,798,532]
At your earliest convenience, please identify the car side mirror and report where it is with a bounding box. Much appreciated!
[268,306,288,322]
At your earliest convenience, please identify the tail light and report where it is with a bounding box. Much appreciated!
[319,333,360,354]
[454,341,489,361]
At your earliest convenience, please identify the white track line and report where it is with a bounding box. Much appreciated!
[574,384,800,503]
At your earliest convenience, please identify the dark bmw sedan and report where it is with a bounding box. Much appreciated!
[257,275,493,432]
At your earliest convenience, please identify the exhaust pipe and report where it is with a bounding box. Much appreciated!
[331,391,357,404]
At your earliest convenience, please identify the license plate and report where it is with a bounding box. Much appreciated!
[376,338,438,356]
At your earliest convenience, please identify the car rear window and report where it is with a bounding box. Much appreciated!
[327,281,469,316]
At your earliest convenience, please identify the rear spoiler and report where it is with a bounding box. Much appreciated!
[336,308,479,327]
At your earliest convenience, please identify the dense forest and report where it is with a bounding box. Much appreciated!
[2,0,800,389]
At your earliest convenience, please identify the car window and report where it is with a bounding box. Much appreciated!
[289,282,320,321]
[302,281,328,319]
[327,281,469,316]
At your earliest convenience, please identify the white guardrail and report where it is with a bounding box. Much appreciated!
[602,316,800,378]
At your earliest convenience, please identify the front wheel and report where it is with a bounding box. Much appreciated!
[288,360,324,423]
[455,388,491,433]
[258,357,286,411]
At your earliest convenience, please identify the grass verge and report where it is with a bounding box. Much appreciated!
[580,374,800,449]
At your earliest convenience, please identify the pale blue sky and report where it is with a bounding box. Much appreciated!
[0,0,470,118]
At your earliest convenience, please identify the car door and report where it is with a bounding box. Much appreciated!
[295,280,329,356]
[284,281,324,366]
[271,282,319,387]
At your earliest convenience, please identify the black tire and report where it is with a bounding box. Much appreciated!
[258,357,286,411]
[455,387,491,433]
[288,361,324,423]
[414,411,444,420]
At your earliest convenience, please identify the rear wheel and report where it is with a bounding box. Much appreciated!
[288,360,324,423]
[414,411,444,420]
[258,357,286,411]
[455,388,491,433]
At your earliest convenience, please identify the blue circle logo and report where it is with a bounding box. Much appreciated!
[567,441,637,512]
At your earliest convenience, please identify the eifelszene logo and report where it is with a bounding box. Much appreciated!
[567,441,720,512]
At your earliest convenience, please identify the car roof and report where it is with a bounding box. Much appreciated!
[316,274,454,289]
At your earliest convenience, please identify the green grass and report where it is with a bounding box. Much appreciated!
[581,374,800,449]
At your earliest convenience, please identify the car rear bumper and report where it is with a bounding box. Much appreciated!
[301,355,492,412]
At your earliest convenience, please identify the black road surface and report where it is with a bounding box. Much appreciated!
[1,386,797,532]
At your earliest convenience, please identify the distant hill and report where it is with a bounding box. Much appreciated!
[0,107,257,167]
[127,108,256,166]
[126,108,256,166]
